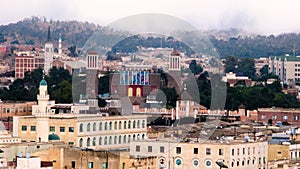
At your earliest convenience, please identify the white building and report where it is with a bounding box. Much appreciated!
[130,139,268,169]
[268,55,300,84]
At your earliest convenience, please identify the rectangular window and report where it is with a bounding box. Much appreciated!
[50,126,55,132]
[206,148,211,155]
[232,149,234,156]
[148,146,152,152]
[136,145,140,152]
[194,148,198,154]
[69,127,74,132]
[102,162,107,169]
[283,116,288,120]
[72,161,75,168]
[88,162,93,169]
[272,115,277,120]
[30,126,36,131]
[176,147,181,154]
[60,127,65,132]
[219,149,223,155]
[160,146,164,153]
[295,116,299,121]
[261,115,266,119]
[21,125,27,131]
[68,142,74,145]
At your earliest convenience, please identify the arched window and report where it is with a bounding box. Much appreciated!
[87,138,91,147]
[119,135,122,144]
[128,87,133,97]
[93,123,96,131]
[133,134,136,140]
[114,136,117,144]
[87,123,91,132]
[79,138,83,147]
[142,120,145,128]
[104,122,107,130]
[114,121,117,130]
[99,137,102,145]
[119,121,122,130]
[137,134,140,140]
[109,136,112,144]
[136,87,141,97]
[92,137,96,146]
[142,134,145,140]
[109,122,112,130]
[128,135,131,143]
[104,137,107,145]
[133,120,136,129]
[79,123,83,132]
[124,121,127,129]
[123,135,127,144]
[99,122,102,131]
[128,121,131,129]
[137,120,140,128]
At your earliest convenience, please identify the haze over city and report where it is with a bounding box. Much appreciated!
[2,0,300,34]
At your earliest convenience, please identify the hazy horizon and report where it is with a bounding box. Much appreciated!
[2,0,300,35]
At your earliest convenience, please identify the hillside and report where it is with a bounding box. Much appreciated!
[0,16,101,47]
[1,16,300,58]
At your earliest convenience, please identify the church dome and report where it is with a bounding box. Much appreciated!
[40,79,47,86]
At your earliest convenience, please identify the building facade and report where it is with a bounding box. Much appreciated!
[257,108,300,125]
[268,55,300,84]
[130,139,268,169]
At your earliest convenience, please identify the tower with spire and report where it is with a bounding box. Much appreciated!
[32,73,55,116]
[44,26,54,75]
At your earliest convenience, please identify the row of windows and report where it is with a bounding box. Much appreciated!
[137,145,262,156]
[21,125,74,133]
[79,120,146,132]
[2,107,31,113]
[135,146,223,156]
[79,134,146,147]
[262,114,299,120]
[50,126,74,132]
[232,147,258,156]
[231,157,266,167]
[128,87,141,97]
[21,125,36,131]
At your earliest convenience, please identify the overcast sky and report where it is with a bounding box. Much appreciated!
[1,0,300,35]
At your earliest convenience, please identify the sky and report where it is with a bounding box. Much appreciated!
[1,0,300,35]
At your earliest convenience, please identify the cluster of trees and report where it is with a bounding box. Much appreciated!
[0,16,101,47]
[196,71,300,110]
[108,35,196,59]
[0,67,72,103]
[210,33,300,58]
[224,56,256,79]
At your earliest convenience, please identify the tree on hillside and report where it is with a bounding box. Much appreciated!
[189,60,203,75]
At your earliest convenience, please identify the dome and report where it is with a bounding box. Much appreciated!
[40,79,47,86]
[48,133,60,141]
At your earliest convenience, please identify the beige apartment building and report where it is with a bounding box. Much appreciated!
[268,55,300,84]
[13,113,147,150]
[130,139,268,169]
[12,77,148,150]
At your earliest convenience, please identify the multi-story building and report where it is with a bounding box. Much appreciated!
[257,108,300,125]
[130,139,268,169]
[268,55,300,84]
[13,78,148,150]
[0,100,36,120]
